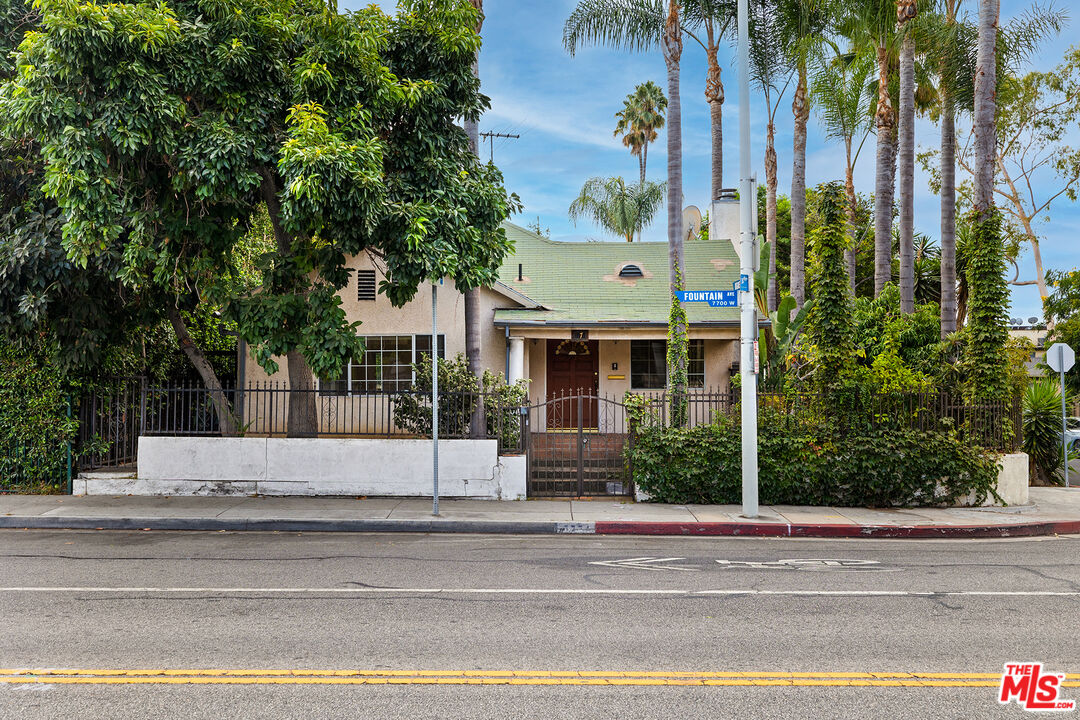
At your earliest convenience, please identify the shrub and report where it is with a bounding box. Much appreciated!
[0,342,79,493]
[394,353,528,449]
[1023,379,1071,485]
[629,405,1001,507]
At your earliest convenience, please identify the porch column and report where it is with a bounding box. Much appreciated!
[508,336,525,384]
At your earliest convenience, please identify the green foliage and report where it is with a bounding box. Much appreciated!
[1044,268,1080,395]
[963,210,1009,401]
[628,406,1001,507]
[0,342,78,493]
[805,182,854,395]
[849,285,937,394]
[393,353,528,449]
[568,176,666,242]
[1,0,518,387]
[1023,379,1072,485]
[761,294,813,390]
[667,261,688,427]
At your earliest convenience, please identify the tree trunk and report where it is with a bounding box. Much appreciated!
[973,0,999,223]
[166,306,238,437]
[940,96,958,336]
[259,169,318,438]
[639,142,647,241]
[464,0,486,438]
[789,64,809,308]
[663,1,687,406]
[765,117,778,312]
[845,136,858,298]
[898,33,916,314]
[705,42,724,202]
[874,43,896,297]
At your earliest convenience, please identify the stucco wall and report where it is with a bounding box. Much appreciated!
[111,437,527,499]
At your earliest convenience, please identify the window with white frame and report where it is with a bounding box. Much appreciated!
[320,334,445,394]
[630,339,705,389]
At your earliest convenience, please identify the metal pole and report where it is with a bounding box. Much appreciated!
[432,282,440,515]
[738,0,759,518]
[1062,367,1070,488]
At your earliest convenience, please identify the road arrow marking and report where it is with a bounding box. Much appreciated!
[588,557,699,572]
[715,558,898,572]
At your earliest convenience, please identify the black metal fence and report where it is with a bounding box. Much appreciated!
[75,382,1023,472]
[633,390,1022,452]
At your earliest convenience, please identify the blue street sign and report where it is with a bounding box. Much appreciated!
[676,290,739,308]
[739,274,750,292]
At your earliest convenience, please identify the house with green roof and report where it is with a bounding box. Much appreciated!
[242,202,746,431]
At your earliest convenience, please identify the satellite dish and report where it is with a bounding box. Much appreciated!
[683,205,702,241]
[1010,317,1022,326]
[1028,317,1040,325]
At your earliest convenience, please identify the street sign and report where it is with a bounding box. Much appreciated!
[1047,343,1076,373]
[676,290,738,308]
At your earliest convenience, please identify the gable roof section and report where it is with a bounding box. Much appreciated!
[493,222,742,327]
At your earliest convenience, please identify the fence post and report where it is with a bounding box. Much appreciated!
[66,396,73,495]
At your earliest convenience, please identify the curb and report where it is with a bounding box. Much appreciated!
[2,516,1080,538]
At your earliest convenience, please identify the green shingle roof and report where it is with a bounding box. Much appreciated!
[493,222,742,327]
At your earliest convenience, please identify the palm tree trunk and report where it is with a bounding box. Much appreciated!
[973,0,999,223]
[765,117,778,312]
[845,136,858,298]
[465,0,485,438]
[663,1,686,410]
[940,95,958,336]
[789,64,809,309]
[898,33,916,314]
[873,44,896,297]
[706,42,724,202]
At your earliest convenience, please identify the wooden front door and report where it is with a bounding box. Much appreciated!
[546,339,599,429]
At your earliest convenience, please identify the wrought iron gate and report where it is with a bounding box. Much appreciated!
[524,392,632,497]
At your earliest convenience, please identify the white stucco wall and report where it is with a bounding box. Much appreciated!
[86,437,526,499]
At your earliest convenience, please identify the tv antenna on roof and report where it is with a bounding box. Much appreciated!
[479,131,520,163]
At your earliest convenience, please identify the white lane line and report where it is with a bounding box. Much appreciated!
[0,587,1077,597]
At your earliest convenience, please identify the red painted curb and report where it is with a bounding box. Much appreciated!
[593,520,1080,539]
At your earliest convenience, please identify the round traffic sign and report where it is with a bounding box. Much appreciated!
[1047,343,1075,373]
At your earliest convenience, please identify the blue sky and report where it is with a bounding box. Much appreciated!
[351,0,1078,321]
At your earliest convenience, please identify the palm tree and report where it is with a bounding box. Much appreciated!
[748,0,793,312]
[896,0,917,314]
[810,47,874,298]
[563,0,687,396]
[682,1,737,201]
[779,0,828,309]
[568,176,667,242]
[614,80,667,185]
[972,0,998,223]
[463,0,485,438]
[838,0,898,298]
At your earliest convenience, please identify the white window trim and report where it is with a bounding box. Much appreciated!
[318,334,444,395]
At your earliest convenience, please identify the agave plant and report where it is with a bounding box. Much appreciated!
[1023,379,1072,485]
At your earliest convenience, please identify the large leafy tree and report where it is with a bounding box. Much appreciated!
[1,0,518,437]
[463,0,484,439]
[0,0,154,376]
[568,176,666,242]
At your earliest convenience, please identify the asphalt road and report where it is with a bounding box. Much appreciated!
[1,530,1079,719]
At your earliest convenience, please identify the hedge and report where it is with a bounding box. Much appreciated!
[628,408,1002,507]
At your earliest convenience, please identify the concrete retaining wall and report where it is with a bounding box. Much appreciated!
[74,437,526,500]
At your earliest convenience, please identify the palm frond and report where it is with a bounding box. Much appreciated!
[563,0,666,56]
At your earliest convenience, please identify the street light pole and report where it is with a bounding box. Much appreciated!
[432,282,440,515]
[738,0,759,518]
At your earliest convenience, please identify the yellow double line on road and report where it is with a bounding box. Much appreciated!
[2,669,1079,687]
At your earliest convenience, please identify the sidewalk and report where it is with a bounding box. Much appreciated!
[3,488,1080,538]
